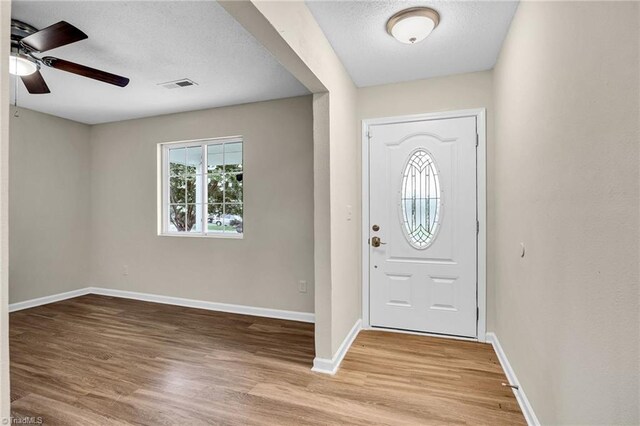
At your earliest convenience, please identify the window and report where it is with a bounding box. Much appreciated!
[160,137,243,238]
[401,148,440,249]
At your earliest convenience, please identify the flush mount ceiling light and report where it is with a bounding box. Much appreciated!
[9,52,38,76]
[386,7,440,45]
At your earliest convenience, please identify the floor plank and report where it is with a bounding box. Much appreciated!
[10,295,525,425]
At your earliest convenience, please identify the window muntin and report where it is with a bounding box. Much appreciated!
[162,137,243,238]
[400,148,441,249]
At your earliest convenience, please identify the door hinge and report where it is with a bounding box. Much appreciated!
[476,220,479,234]
[476,133,479,147]
[477,307,479,320]
[367,131,372,140]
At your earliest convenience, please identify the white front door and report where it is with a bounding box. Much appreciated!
[369,116,478,337]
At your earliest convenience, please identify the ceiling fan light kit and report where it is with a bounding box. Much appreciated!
[9,50,37,76]
[9,19,130,94]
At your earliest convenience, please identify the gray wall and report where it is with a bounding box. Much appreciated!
[230,1,362,358]
[9,96,315,315]
[8,3,640,422]
[492,2,639,424]
[89,96,315,313]
[9,107,91,303]
[1,1,12,415]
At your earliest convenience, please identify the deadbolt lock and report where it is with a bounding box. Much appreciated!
[372,224,380,232]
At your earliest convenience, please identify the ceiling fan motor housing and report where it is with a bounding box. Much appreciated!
[10,19,38,51]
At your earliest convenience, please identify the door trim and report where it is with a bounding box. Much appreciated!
[361,108,487,342]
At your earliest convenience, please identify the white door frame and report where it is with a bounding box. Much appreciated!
[361,108,487,342]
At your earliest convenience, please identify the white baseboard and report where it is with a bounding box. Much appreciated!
[9,288,91,312]
[9,287,315,323]
[312,318,362,375]
[486,332,540,426]
[87,287,315,323]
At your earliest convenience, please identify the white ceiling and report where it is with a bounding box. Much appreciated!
[306,0,519,87]
[10,1,309,124]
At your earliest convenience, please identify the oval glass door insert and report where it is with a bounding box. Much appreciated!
[401,149,441,249]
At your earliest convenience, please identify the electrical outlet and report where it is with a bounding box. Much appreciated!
[298,280,308,293]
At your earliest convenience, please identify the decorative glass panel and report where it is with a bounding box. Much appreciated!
[401,149,441,249]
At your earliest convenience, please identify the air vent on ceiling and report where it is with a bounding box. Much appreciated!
[157,78,198,89]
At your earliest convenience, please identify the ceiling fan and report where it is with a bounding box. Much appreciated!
[10,19,130,94]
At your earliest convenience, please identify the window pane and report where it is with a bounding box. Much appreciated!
[186,204,203,233]
[169,177,185,204]
[207,144,224,174]
[225,142,242,173]
[165,139,243,238]
[224,173,243,204]
[186,176,198,203]
[168,204,186,232]
[169,148,186,176]
[207,174,224,204]
[186,146,202,175]
[225,204,243,234]
[207,204,224,234]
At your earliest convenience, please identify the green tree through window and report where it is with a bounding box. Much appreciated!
[164,139,243,236]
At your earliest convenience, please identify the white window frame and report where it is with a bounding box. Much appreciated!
[157,136,243,239]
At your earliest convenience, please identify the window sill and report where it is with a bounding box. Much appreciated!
[159,232,244,240]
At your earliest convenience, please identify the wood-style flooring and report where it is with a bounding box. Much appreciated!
[10,294,525,425]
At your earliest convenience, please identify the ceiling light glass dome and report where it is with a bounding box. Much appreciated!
[387,7,440,45]
[9,52,38,76]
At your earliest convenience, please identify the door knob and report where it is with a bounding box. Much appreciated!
[371,236,386,247]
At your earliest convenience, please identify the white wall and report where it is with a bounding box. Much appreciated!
[9,107,91,304]
[358,71,492,121]
[89,96,315,313]
[0,0,11,418]
[492,2,639,424]
[5,8,639,426]
[221,1,361,359]
[252,1,361,359]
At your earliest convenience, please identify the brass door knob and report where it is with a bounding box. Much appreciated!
[371,236,386,247]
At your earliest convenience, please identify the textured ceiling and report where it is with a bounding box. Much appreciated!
[10,1,309,124]
[306,0,519,87]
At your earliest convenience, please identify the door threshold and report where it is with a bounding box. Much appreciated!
[367,325,480,342]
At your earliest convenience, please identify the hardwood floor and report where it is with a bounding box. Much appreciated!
[10,295,525,425]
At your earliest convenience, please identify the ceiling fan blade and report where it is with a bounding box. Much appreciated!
[20,21,87,53]
[20,70,50,94]
[42,57,130,87]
